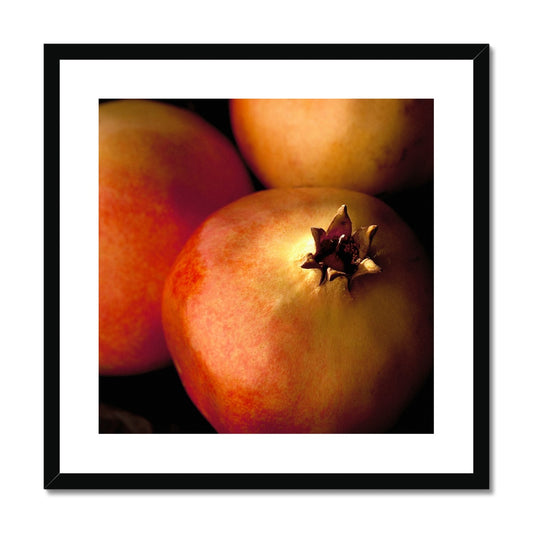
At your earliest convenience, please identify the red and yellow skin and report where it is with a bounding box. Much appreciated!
[230,99,433,196]
[162,187,433,433]
[99,100,253,375]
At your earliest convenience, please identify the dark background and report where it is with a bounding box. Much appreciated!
[99,99,434,434]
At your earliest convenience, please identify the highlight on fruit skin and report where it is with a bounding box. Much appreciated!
[301,204,381,289]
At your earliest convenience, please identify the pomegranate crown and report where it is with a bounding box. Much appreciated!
[301,204,381,288]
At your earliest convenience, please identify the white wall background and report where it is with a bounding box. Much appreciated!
[0,2,528,532]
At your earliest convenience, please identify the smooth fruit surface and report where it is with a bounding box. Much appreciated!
[162,187,433,433]
[230,99,433,196]
[99,100,253,375]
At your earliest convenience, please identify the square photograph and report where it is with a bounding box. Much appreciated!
[98,98,435,436]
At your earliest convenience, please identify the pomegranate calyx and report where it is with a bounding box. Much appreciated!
[301,205,381,288]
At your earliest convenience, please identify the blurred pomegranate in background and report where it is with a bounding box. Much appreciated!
[99,99,254,376]
[230,99,433,196]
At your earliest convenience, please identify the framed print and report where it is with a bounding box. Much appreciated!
[44,43,489,490]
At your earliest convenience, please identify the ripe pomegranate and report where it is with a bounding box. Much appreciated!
[230,99,433,196]
[162,187,433,433]
[99,99,253,375]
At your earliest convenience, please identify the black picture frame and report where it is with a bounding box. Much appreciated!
[44,43,490,490]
